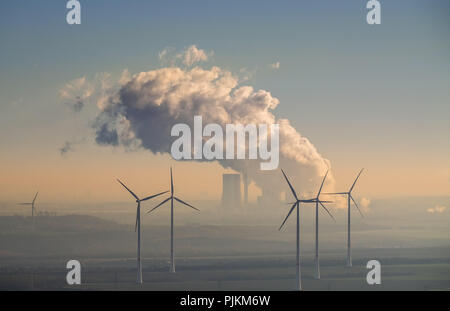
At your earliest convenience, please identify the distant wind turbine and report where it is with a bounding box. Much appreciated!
[279,169,333,290]
[300,170,336,280]
[324,168,364,267]
[117,179,167,284]
[18,192,39,229]
[148,167,199,273]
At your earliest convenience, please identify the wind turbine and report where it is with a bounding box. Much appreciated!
[148,167,199,273]
[18,192,39,229]
[324,168,364,267]
[301,170,336,280]
[279,169,334,290]
[117,179,167,284]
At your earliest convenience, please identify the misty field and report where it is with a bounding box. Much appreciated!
[0,214,449,291]
[1,253,449,291]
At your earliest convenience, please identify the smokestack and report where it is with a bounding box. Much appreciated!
[222,174,242,209]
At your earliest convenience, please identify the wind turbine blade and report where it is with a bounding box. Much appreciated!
[174,197,200,211]
[350,194,364,218]
[147,197,171,213]
[319,201,336,222]
[323,192,347,195]
[170,167,174,195]
[135,205,139,232]
[32,192,39,204]
[140,191,169,202]
[299,199,316,203]
[299,198,333,203]
[279,202,297,231]
[18,203,32,205]
[117,179,139,200]
[317,170,329,198]
[349,168,364,193]
[281,169,298,201]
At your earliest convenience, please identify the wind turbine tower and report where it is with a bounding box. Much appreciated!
[149,167,199,273]
[117,179,167,283]
[279,169,334,290]
[301,170,335,280]
[324,168,364,267]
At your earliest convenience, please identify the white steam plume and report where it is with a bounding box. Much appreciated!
[62,48,334,200]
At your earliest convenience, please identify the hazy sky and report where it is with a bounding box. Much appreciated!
[0,1,449,204]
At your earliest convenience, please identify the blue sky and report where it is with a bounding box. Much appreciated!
[0,0,449,200]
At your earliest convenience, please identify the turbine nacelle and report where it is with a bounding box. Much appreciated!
[148,167,200,214]
[117,178,168,231]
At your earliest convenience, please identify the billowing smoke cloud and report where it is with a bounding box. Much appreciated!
[59,77,93,112]
[60,73,114,113]
[63,46,334,200]
[68,97,84,112]
[159,45,213,67]
[180,45,212,66]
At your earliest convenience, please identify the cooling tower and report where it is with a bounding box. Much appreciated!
[222,174,242,209]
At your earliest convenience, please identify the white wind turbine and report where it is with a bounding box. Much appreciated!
[300,170,336,280]
[279,169,334,290]
[18,192,39,229]
[117,179,167,284]
[148,167,199,273]
[324,168,364,267]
